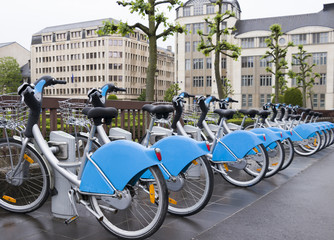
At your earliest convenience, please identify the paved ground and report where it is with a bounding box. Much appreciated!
[1,145,333,240]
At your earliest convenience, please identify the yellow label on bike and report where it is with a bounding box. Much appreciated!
[257,168,262,172]
[223,163,229,172]
[169,198,177,205]
[24,154,34,164]
[272,162,278,166]
[192,160,198,165]
[253,147,259,153]
[2,195,16,203]
[314,138,317,146]
[149,184,155,204]
[305,145,311,149]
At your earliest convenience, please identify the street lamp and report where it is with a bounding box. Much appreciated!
[155,69,159,102]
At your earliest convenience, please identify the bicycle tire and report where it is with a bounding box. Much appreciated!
[263,140,285,178]
[71,133,101,159]
[167,155,214,216]
[293,131,322,156]
[89,165,168,240]
[0,137,50,213]
[217,143,269,187]
[280,138,295,170]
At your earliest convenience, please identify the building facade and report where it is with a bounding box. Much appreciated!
[31,19,174,100]
[175,0,334,110]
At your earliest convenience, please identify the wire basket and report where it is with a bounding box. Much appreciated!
[59,99,91,128]
[0,95,28,131]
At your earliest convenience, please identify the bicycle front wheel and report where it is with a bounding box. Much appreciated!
[217,143,269,187]
[280,138,295,170]
[0,138,50,213]
[89,165,168,240]
[167,155,214,216]
[293,131,322,156]
[264,140,285,178]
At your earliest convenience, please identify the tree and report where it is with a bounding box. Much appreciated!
[197,0,241,99]
[137,89,146,101]
[284,88,303,106]
[164,83,180,102]
[262,24,294,103]
[98,0,185,101]
[288,45,320,107]
[0,57,22,94]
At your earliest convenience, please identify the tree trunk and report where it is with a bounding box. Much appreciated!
[302,85,307,107]
[146,1,157,101]
[215,3,223,99]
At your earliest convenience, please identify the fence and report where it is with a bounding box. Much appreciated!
[1,95,334,141]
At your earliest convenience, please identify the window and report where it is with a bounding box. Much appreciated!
[186,24,191,32]
[193,76,204,87]
[320,94,325,107]
[222,4,228,13]
[206,58,212,69]
[260,75,272,86]
[260,56,272,67]
[259,37,268,48]
[194,2,203,15]
[241,38,254,48]
[206,76,212,87]
[313,53,327,65]
[221,58,226,69]
[183,7,190,16]
[241,75,253,86]
[248,95,253,107]
[193,58,204,69]
[185,42,190,52]
[241,56,254,68]
[242,94,247,107]
[319,73,326,85]
[292,54,302,65]
[291,78,297,86]
[185,59,191,70]
[193,41,200,52]
[193,23,204,33]
[207,5,215,14]
[266,94,271,103]
[260,94,265,106]
[313,94,318,107]
[313,32,328,44]
[291,34,306,45]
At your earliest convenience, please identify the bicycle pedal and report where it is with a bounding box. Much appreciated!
[65,215,79,225]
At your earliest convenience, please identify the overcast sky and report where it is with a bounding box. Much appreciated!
[0,0,333,51]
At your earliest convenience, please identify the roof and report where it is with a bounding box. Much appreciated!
[178,0,241,11]
[0,42,15,48]
[34,18,118,35]
[235,3,334,36]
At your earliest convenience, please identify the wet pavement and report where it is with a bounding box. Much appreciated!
[1,145,333,240]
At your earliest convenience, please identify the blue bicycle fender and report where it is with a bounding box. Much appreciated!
[80,140,160,195]
[150,136,209,176]
[249,128,281,147]
[291,124,319,141]
[267,127,292,140]
[212,130,264,162]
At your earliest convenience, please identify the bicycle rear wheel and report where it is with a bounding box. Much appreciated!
[167,156,214,216]
[264,140,285,178]
[0,138,50,213]
[280,138,295,170]
[89,165,168,240]
[293,131,321,156]
[217,143,268,187]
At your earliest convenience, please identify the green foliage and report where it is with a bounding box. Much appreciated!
[0,57,22,94]
[272,94,284,104]
[107,94,118,100]
[164,83,180,102]
[284,88,303,106]
[262,24,294,103]
[97,0,185,101]
[137,89,146,101]
[287,45,320,107]
[197,1,241,99]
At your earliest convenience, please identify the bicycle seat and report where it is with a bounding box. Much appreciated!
[287,114,300,120]
[86,107,118,125]
[213,109,236,120]
[308,111,315,116]
[299,107,311,114]
[258,110,271,119]
[238,109,259,118]
[142,104,174,119]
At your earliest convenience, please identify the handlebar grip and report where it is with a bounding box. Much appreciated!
[115,87,126,92]
[231,99,238,103]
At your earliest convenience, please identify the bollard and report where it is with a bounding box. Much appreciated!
[49,131,76,219]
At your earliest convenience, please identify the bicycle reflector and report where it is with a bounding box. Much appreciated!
[206,141,210,151]
[154,148,162,161]
[263,134,266,141]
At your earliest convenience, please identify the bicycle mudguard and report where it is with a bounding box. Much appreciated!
[150,136,209,176]
[249,128,281,147]
[267,127,293,140]
[290,124,319,141]
[212,130,265,162]
[79,140,160,195]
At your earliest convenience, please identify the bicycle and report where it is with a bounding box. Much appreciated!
[0,76,169,240]
[68,84,214,217]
